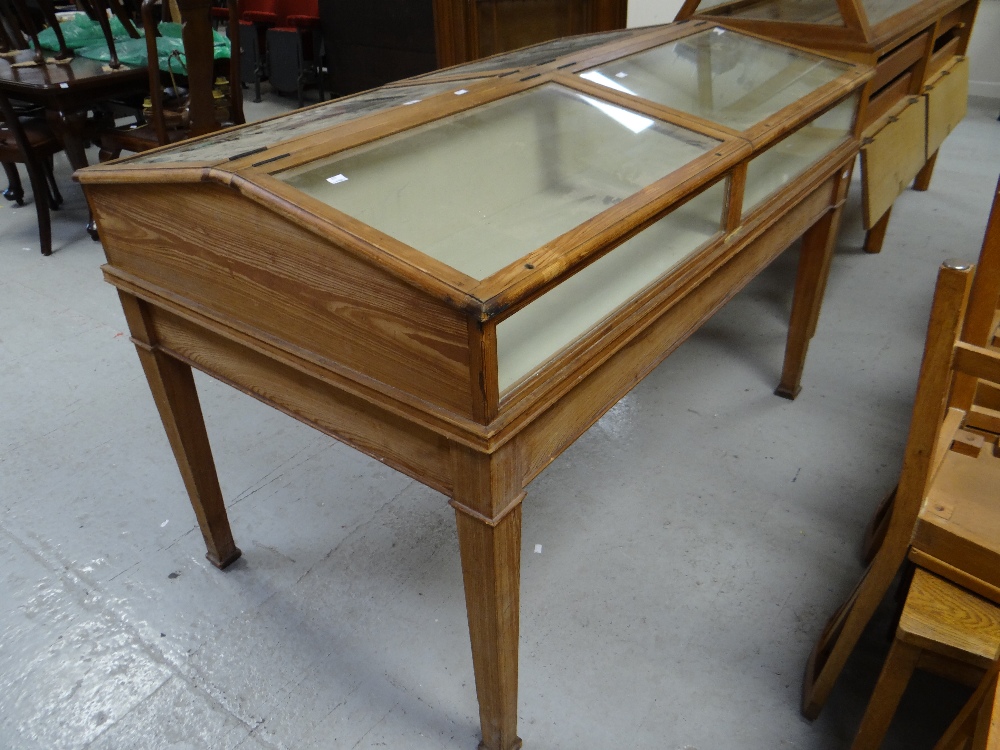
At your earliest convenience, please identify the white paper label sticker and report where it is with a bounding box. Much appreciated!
[326,174,348,185]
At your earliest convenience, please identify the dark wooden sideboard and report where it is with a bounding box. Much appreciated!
[320,0,628,94]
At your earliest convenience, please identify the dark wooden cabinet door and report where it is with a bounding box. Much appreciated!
[434,0,627,68]
[321,0,628,95]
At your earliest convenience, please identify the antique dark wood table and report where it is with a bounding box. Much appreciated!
[0,48,147,171]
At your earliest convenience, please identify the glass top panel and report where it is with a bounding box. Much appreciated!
[860,0,923,25]
[713,0,843,24]
[425,28,646,77]
[127,80,482,165]
[579,27,849,131]
[277,83,720,281]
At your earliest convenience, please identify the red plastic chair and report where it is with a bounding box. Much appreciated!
[266,0,323,106]
[239,0,280,101]
[278,0,318,29]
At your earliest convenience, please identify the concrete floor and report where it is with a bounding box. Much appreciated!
[2,92,999,750]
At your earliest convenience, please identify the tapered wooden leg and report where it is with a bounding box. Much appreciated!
[864,208,892,254]
[451,443,523,750]
[775,204,843,399]
[861,486,897,565]
[804,262,974,718]
[850,639,921,749]
[118,292,242,569]
[802,542,907,719]
[933,661,1000,750]
[913,151,939,192]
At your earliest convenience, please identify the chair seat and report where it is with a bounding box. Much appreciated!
[99,123,194,156]
[242,11,279,23]
[900,567,1000,667]
[913,434,1000,599]
[281,15,320,29]
[0,120,62,159]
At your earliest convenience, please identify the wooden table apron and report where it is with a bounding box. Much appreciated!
[0,50,148,170]
[85,131,855,748]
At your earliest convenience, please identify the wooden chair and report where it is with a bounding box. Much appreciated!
[863,179,1000,567]
[97,0,244,159]
[851,568,1000,749]
[802,255,1000,720]
[0,89,65,256]
[0,0,47,62]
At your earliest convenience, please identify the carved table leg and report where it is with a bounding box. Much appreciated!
[913,150,939,192]
[451,443,524,750]
[118,291,242,569]
[47,108,102,240]
[776,202,844,399]
[3,161,24,204]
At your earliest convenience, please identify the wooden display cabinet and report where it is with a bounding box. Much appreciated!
[676,0,979,252]
[79,23,871,750]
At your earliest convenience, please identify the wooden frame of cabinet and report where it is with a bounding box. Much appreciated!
[79,22,871,750]
[676,0,979,253]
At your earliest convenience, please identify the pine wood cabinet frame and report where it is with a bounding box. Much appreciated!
[677,0,980,253]
[79,23,870,750]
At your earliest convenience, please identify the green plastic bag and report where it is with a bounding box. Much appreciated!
[35,14,134,52]
[75,22,230,72]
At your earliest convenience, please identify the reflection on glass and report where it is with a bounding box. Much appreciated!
[278,84,719,280]
[496,182,726,392]
[743,95,856,212]
[129,80,481,164]
[860,0,924,25]
[709,0,843,24]
[579,28,849,131]
[423,28,645,78]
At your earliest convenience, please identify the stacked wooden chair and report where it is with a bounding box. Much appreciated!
[0,0,68,256]
[802,179,1000,742]
[97,0,244,159]
[851,567,1000,748]
[0,90,65,256]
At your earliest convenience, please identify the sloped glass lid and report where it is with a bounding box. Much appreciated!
[277,83,720,281]
[127,79,481,165]
[705,0,843,24]
[578,27,850,131]
[860,0,924,25]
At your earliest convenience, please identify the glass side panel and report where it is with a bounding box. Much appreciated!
[579,27,849,131]
[496,181,726,392]
[127,80,481,165]
[743,94,856,212]
[860,0,924,25]
[714,0,843,24]
[277,83,720,281]
[422,28,646,78]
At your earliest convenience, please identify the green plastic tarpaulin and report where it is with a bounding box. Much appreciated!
[35,13,133,50]
[36,19,230,73]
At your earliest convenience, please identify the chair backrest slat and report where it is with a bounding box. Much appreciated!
[140,0,244,144]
